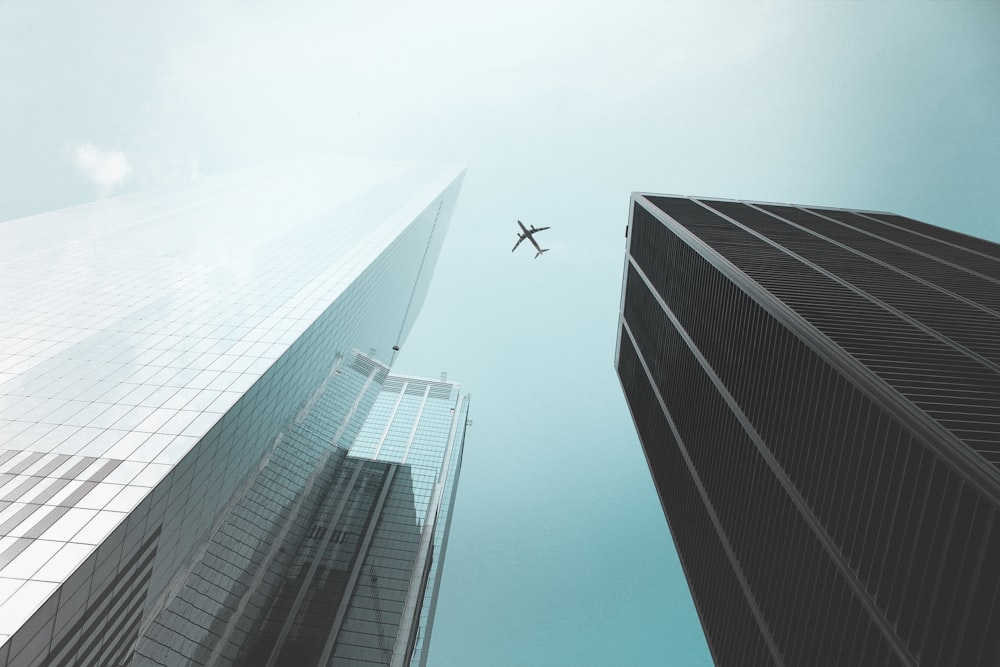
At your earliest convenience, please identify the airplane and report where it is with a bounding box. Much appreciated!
[511,220,551,258]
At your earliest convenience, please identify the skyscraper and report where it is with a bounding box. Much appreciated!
[0,157,468,667]
[615,195,1000,666]
[133,354,469,667]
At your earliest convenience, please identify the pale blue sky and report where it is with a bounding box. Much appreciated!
[2,2,999,665]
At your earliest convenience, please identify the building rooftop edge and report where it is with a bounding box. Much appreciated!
[630,192,894,217]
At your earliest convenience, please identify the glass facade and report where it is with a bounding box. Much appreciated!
[616,195,1000,666]
[0,157,468,667]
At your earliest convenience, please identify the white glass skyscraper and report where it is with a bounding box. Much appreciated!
[0,157,467,667]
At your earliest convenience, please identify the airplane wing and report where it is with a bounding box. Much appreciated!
[512,235,526,252]
[529,226,551,233]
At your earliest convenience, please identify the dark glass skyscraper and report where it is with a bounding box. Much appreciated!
[615,195,1000,666]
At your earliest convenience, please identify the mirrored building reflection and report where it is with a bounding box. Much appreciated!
[0,157,469,667]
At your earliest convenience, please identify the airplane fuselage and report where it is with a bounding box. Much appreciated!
[512,220,551,258]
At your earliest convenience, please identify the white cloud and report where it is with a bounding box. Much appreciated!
[70,141,131,195]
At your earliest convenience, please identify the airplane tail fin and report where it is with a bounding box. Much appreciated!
[534,248,550,259]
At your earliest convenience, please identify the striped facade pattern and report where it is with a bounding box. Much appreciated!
[616,195,1000,666]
